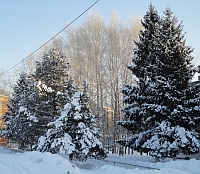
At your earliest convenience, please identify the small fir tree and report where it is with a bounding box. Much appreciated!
[69,81,106,161]
[36,81,106,161]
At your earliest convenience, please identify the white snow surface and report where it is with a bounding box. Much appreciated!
[0,146,200,174]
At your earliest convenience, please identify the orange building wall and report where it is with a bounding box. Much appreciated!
[0,95,9,146]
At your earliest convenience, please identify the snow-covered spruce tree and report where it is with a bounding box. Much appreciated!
[34,113,75,155]
[33,79,77,155]
[32,48,71,139]
[117,6,200,159]
[68,81,106,161]
[36,81,106,161]
[146,8,200,157]
[117,4,161,137]
[1,73,38,148]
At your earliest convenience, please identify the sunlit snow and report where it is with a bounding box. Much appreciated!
[0,146,199,174]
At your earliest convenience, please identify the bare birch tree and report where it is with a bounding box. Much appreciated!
[65,12,107,114]
[0,70,13,96]
[62,11,142,149]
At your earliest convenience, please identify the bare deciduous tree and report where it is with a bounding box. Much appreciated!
[0,70,13,96]
[63,11,142,148]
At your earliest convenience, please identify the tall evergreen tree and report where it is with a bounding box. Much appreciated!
[117,4,160,135]
[1,73,38,148]
[118,5,200,159]
[33,48,71,138]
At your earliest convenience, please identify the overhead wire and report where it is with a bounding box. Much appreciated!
[0,0,99,77]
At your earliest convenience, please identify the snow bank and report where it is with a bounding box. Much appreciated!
[0,146,80,174]
[154,158,200,174]
[0,146,199,174]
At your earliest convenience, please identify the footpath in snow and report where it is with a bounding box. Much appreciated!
[71,152,200,174]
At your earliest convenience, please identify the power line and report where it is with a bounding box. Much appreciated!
[0,0,99,77]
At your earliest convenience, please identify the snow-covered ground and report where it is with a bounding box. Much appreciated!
[0,146,199,174]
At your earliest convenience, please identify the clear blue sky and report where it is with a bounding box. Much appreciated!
[0,0,200,78]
